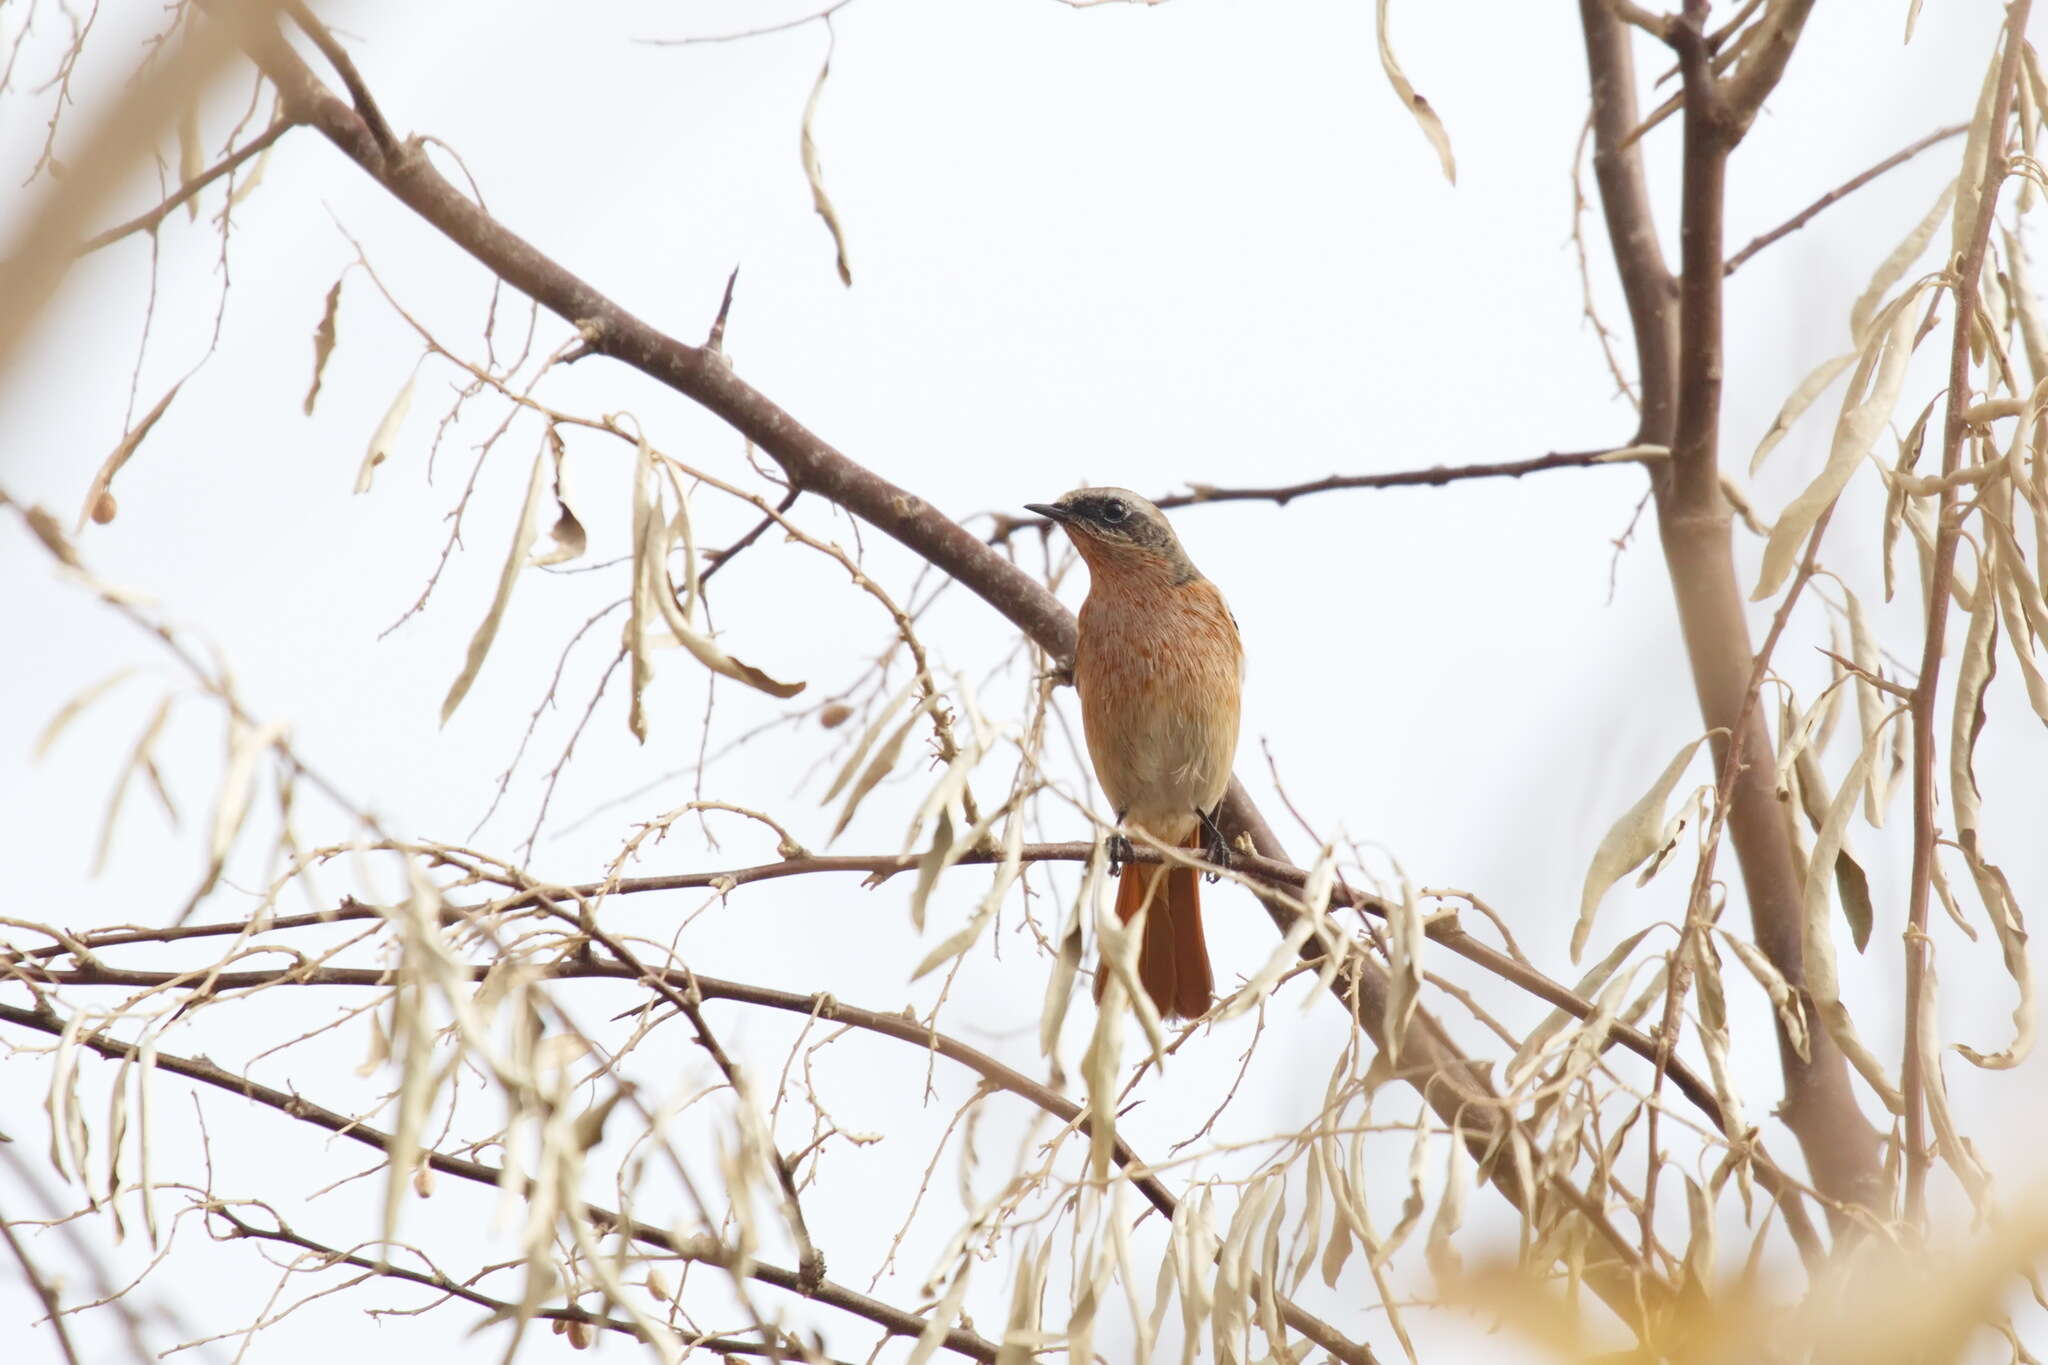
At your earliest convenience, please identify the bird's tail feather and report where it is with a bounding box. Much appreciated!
[1096,829,1212,1021]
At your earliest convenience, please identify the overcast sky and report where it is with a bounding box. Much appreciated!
[5,1,2046,1360]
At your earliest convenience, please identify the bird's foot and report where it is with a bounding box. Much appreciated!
[1107,832,1133,877]
[1199,808,1231,883]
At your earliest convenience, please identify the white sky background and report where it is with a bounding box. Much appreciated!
[4,0,2047,1360]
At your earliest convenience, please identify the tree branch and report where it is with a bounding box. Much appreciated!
[0,998,1004,1363]
[1902,0,2032,1228]
[1725,122,1968,275]
[985,446,1659,542]
[76,118,296,256]
[7,840,1822,1269]
[1579,0,1885,1224]
[0,1197,82,1365]
[205,1205,833,1361]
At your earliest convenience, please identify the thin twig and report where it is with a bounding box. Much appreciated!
[76,118,294,256]
[1725,123,1968,275]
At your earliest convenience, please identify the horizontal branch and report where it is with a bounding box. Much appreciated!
[985,447,1651,542]
[9,837,1821,1266]
[0,998,1001,1363]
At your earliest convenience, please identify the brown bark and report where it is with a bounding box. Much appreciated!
[1577,0,1886,1222]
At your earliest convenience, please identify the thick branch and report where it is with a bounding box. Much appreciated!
[207,2,1683,1328]
[1580,0,1885,1221]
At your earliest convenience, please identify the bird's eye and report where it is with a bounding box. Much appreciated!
[1100,499,1127,524]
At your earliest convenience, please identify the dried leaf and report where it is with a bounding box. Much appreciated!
[1374,0,1455,185]
[304,277,342,416]
[1509,927,1654,1085]
[1851,180,1956,342]
[532,433,586,567]
[355,374,416,494]
[440,449,551,724]
[35,667,137,758]
[639,469,805,700]
[1751,350,1855,476]
[78,380,183,532]
[1721,929,1809,1061]
[905,1262,973,1365]
[830,708,921,841]
[1573,735,1710,961]
[801,38,852,286]
[93,692,178,875]
[177,104,202,220]
[1754,281,1936,600]
[1803,710,1906,1112]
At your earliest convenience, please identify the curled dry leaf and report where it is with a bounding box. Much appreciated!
[1802,709,1907,1112]
[1850,179,1955,343]
[78,379,184,532]
[627,441,804,706]
[1754,280,1936,601]
[1572,734,1710,961]
[1750,350,1854,476]
[801,37,853,287]
[304,277,342,416]
[531,428,586,567]
[1374,0,1455,185]
[355,373,416,494]
[440,449,552,724]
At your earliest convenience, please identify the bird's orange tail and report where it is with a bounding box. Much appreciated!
[1096,830,1213,1021]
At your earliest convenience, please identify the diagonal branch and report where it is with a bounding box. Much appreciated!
[203,0,1684,1328]
[76,117,296,256]
[1725,122,1967,275]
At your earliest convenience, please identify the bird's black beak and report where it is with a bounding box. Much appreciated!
[1024,502,1069,523]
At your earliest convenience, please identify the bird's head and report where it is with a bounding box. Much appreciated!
[1025,486,1195,580]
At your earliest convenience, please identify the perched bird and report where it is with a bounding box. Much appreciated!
[1026,488,1244,1021]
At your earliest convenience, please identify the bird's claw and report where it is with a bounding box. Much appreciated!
[1107,832,1133,877]
[1199,809,1231,883]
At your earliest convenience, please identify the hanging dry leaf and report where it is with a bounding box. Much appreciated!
[801,37,853,286]
[1374,0,1456,185]
[1802,709,1907,1112]
[304,277,342,416]
[1754,281,1935,600]
[531,428,586,567]
[177,103,202,221]
[1572,734,1710,961]
[78,380,184,532]
[440,450,551,724]
[1750,350,1855,476]
[355,373,416,494]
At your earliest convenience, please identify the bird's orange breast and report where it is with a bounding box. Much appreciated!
[1073,567,1243,839]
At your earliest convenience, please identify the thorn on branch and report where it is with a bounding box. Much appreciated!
[706,266,741,356]
[560,317,607,365]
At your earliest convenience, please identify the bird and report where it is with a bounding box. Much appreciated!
[1025,487,1243,1021]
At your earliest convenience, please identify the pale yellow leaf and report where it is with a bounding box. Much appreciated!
[1374,0,1455,185]
[440,449,551,724]
[355,374,416,494]
[1573,735,1710,961]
